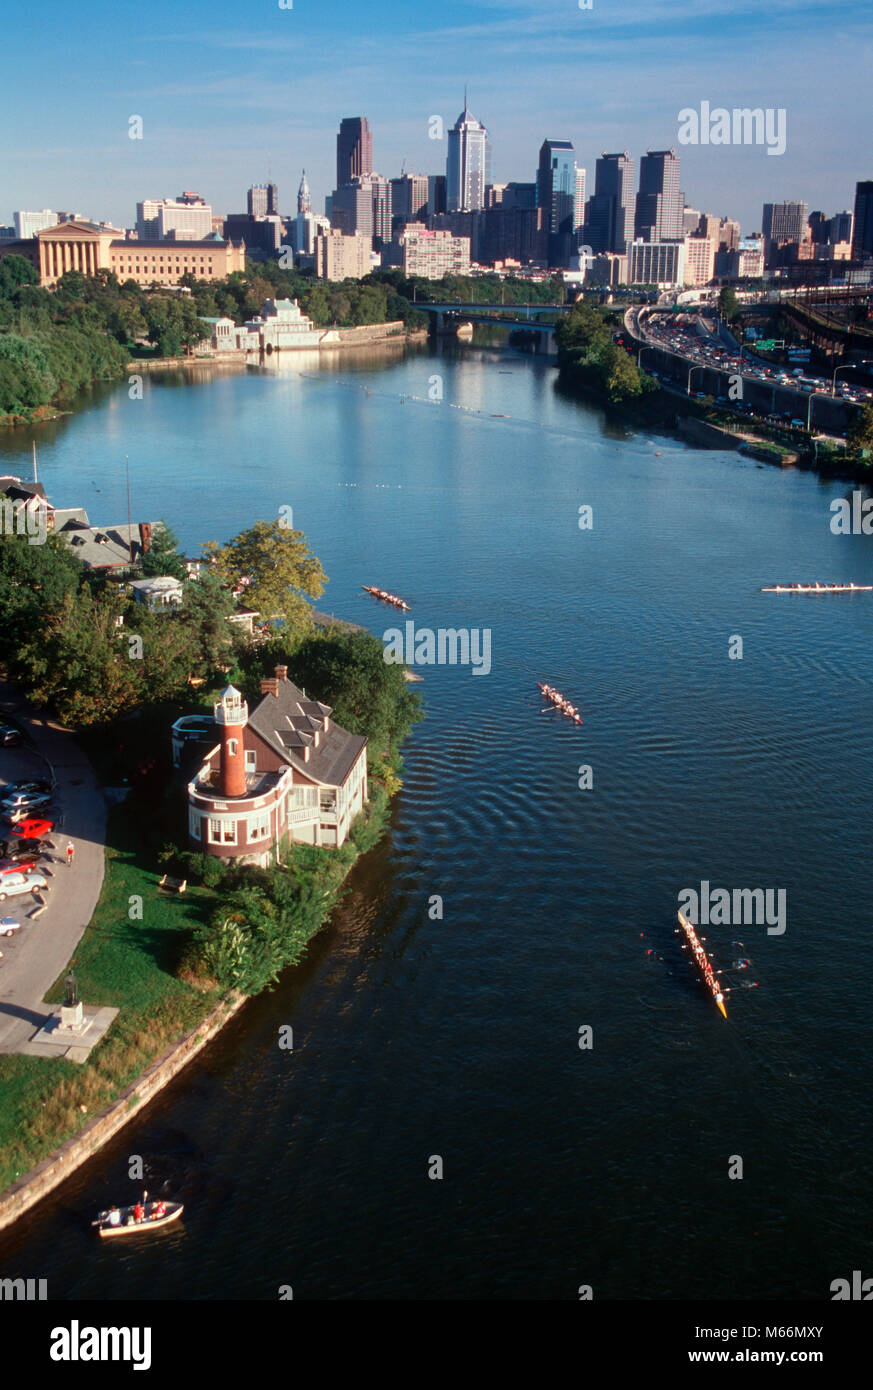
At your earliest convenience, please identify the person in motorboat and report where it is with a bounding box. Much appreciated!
[133,1201,145,1223]
[152,1201,167,1219]
[107,1206,121,1227]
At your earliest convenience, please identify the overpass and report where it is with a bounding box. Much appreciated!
[414,301,572,352]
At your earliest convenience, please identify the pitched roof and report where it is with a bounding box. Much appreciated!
[248,676,366,788]
[60,522,160,570]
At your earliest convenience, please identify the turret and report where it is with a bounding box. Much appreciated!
[214,685,248,798]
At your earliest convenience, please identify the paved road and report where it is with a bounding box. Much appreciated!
[0,683,105,1052]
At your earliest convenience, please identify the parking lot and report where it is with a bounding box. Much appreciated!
[0,685,106,1053]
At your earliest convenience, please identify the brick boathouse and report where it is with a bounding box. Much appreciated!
[187,666,368,864]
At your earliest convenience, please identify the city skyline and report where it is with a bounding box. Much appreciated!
[3,0,872,233]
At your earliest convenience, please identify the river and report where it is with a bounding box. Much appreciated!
[1,342,871,1299]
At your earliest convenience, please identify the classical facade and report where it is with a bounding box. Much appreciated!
[187,669,368,863]
[34,220,244,287]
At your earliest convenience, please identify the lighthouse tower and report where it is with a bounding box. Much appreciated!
[214,685,248,798]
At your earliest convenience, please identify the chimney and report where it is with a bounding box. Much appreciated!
[260,677,279,698]
[275,665,287,682]
[139,521,152,554]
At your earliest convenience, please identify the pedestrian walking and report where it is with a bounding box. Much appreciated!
[65,840,75,867]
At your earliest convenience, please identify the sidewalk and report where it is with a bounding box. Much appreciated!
[0,682,105,1053]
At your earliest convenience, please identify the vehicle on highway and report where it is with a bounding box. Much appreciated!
[0,870,48,905]
[0,726,23,748]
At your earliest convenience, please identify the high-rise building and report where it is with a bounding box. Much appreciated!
[336,117,373,189]
[762,200,808,264]
[297,171,311,216]
[537,139,578,267]
[13,209,59,239]
[585,153,635,254]
[851,182,873,260]
[634,149,682,242]
[330,174,392,250]
[829,210,853,246]
[137,194,213,241]
[248,183,278,217]
[383,224,471,277]
[808,211,830,245]
[390,173,429,228]
[682,236,715,286]
[626,238,685,287]
[428,175,447,218]
[446,99,491,212]
[314,229,372,281]
[575,167,586,234]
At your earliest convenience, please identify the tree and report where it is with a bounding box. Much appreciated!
[281,630,423,752]
[848,404,873,459]
[178,569,238,677]
[140,521,188,581]
[718,287,740,323]
[0,531,81,666]
[203,519,326,629]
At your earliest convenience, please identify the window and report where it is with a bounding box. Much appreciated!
[248,809,270,841]
[208,817,237,845]
[245,750,257,772]
[188,808,201,838]
[227,738,238,757]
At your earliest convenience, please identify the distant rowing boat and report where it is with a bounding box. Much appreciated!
[761,582,873,594]
[537,682,583,725]
[362,586,410,611]
[676,910,727,1019]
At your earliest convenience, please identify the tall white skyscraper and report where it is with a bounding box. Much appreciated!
[446,97,492,213]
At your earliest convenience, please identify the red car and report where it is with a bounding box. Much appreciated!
[0,857,36,876]
[13,818,54,841]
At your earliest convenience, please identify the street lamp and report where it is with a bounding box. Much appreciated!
[832,359,873,396]
[687,364,705,395]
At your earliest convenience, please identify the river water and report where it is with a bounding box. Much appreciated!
[1,343,871,1300]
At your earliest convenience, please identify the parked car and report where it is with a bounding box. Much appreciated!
[1,780,52,797]
[0,839,49,862]
[0,871,48,904]
[0,857,36,877]
[0,726,22,747]
[0,917,21,937]
[13,818,54,841]
[1,790,53,814]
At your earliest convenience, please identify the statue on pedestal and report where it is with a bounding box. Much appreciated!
[64,971,79,1008]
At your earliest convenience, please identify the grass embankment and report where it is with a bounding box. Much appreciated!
[0,802,219,1193]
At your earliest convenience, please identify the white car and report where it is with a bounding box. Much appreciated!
[1,791,53,814]
[0,871,48,905]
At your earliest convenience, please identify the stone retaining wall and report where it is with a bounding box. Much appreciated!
[0,993,246,1233]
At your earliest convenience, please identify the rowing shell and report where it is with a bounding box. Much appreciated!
[761,584,873,594]
[537,682,583,725]
[361,586,410,610]
[677,910,728,1018]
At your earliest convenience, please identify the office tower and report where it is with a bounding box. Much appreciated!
[446,98,492,212]
[428,174,447,218]
[390,173,429,226]
[851,182,873,259]
[718,217,741,251]
[585,152,635,253]
[682,207,701,234]
[575,166,586,234]
[136,193,212,241]
[808,211,829,244]
[336,117,373,188]
[13,209,59,239]
[830,210,853,245]
[330,174,392,250]
[536,139,578,266]
[634,149,682,242]
[248,185,268,218]
[298,171,311,216]
[762,200,808,243]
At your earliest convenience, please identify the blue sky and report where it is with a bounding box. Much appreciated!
[3,0,871,235]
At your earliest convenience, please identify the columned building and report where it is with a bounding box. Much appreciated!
[36,221,121,284]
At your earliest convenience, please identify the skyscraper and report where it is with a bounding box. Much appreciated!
[634,149,682,242]
[851,182,873,260]
[337,117,373,189]
[762,200,809,266]
[585,153,635,254]
[537,139,578,266]
[446,98,491,213]
[248,184,278,217]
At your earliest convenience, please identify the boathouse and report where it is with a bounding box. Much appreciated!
[186,667,368,864]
